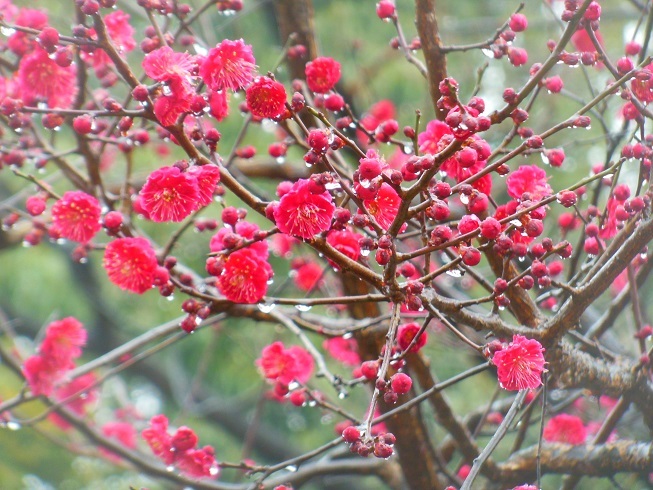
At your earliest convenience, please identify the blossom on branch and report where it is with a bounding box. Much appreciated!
[103,237,158,294]
[274,179,335,239]
[199,39,256,92]
[17,47,77,108]
[492,335,545,391]
[139,166,200,222]
[51,191,102,243]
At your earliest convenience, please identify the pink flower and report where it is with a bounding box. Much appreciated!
[187,164,221,207]
[176,446,219,479]
[152,77,194,126]
[418,120,493,194]
[199,39,256,92]
[140,166,200,222]
[274,179,335,239]
[51,191,102,243]
[305,57,341,93]
[50,372,98,429]
[40,317,87,368]
[142,47,197,125]
[293,260,324,291]
[326,229,361,263]
[216,248,272,304]
[599,198,619,239]
[397,322,428,353]
[209,90,230,121]
[17,47,77,108]
[142,415,174,465]
[23,355,60,396]
[22,317,87,396]
[492,335,545,391]
[7,9,48,56]
[363,183,401,231]
[82,10,136,71]
[103,237,158,294]
[246,77,287,119]
[101,421,138,462]
[506,165,552,200]
[543,413,587,445]
[323,337,360,366]
[142,46,196,85]
[257,341,314,385]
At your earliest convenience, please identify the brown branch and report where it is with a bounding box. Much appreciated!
[414,0,448,120]
[499,441,653,486]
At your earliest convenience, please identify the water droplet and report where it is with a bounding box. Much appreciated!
[6,421,21,431]
[285,465,298,472]
[209,466,219,476]
[360,178,372,189]
[403,145,414,155]
[459,194,469,205]
[193,44,208,56]
[1,27,16,35]
[257,302,277,313]
[166,295,175,301]
[446,268,464,278]
[338,391,348,399]
[481,48,494,58]
[343,332,353,339]
[166,465,175,472]
[295,304,312,312]
[288,381,299,390]
[361,249,371,257]
[275,157,286,164]
[325,182,341,190]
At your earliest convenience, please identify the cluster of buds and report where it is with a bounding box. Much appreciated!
[342,426,396,459]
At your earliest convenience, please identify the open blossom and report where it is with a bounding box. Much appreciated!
[293,260,324,291]
[274,179,335,239]
[216,248,272,303]
[397,322,428,353]
[51,191,102,243]
[143,415,219,479]
[257,341,314,385]
[17,47,77,108]
[246,77,287,118]
[40,317,87,368]
[492,335,545,391]
[199,39,256,91]
[103,237,158,294]
[305,56,341,93]
[143,47,196,125]
[363,183,402,231]
[543,413,587,445]
[506,165,552,201]
[82,10,136,72]
[140,166,200,222]
[22,317,87,396]
[49,372,98,430]
[187,164,221,207]
[143,46,196,85]
[101,421,138,462]
[152,77,194,126]
[323,337,360,366]
[8,8,48,56]
[326,229,361,263]
[418,120,492,194]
